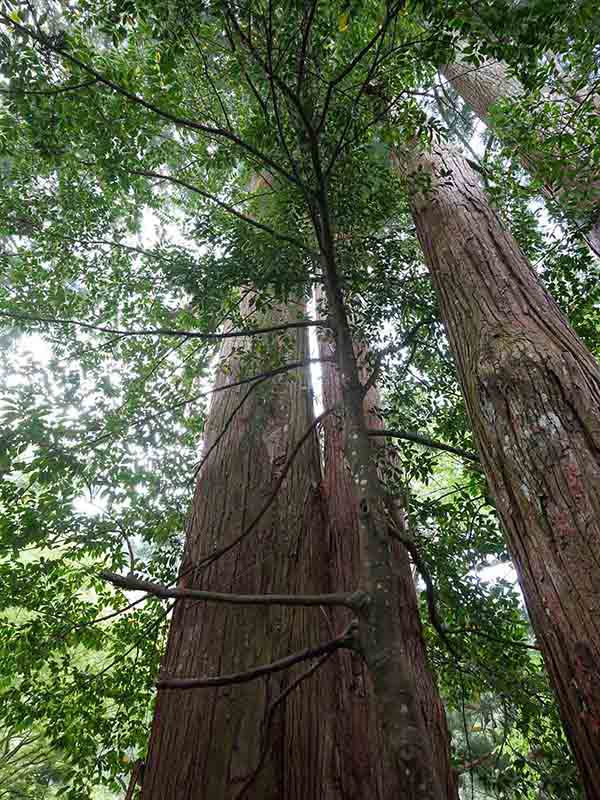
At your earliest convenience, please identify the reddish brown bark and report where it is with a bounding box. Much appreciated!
[141,298,338,799]
[441,59,600,257]
[401,142,600,798]
[318,334,458,800]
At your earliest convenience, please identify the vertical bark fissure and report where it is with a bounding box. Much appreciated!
[400,141,600,798]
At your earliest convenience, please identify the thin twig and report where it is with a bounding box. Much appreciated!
[126,167,314,254]
[455,626,540,652]
[189,406,337,573]
[362,318,434,394]
[296,0,318,94]
[191,376,270,481]
[386,519,461,661]
[0,77,98,95]
[123,759,145,800]
[188,21,233,130]
[84,358,331,451]
[324,12,393,174]
[225,8,315,138]
[153,358,327,430]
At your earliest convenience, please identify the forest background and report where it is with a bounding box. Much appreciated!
[1,1,600,798]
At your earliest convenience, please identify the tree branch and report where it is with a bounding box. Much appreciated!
[100,570,358,608]
[0,312,330,341]
[84,358,331,450]
[187,21,233,131]
[386,518,461,661]
[225,7,315,138]
[221,17,270,121]
[0,78,98,95]
[456,626,541,652]
[0,14,300,187]
[296,0,318,95]
[124,759,145,800]
[201,357,330,399]
[456,746,500,775]
[236,646,335,799]
[156,621,357,689]
[361,318,434,395]
[188,406,337,573]
[126,167,315,254]
[317,0,406,134]
[191,375,271,481]
[369,428,480,464]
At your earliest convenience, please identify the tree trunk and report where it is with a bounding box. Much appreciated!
[440,60,522,129]
[441,59,600,257]
[318,334,458,800]
[141,296,338,799]
[315,199,453,797]
[399,141,600,799]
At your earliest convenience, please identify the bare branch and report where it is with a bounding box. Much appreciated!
[0,311,330,341]
[191,375,269,481]
[385,516,461,661]
[369,428,480,464]
[324,21,394,174]
[83,358,331,451]
[362,318,434,395]
[0,78,98,95]
[456,626,541,652]
[148,358,328,430]
[296,0,318,94]
[188,22,233,131]
[236,647,336,799]
[199,357,331,399]
[156,621,357,689]
[221,17,270,121]
[56,595,149,639]
[265,37,305,187]
[100,570,358,608]
[124,759,145,800]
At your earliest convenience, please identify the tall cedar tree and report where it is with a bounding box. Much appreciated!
[399,140,600,799]
[142,295,338,799]
[2,2,598,797]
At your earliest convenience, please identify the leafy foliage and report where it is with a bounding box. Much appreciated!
[0,0,597,796]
